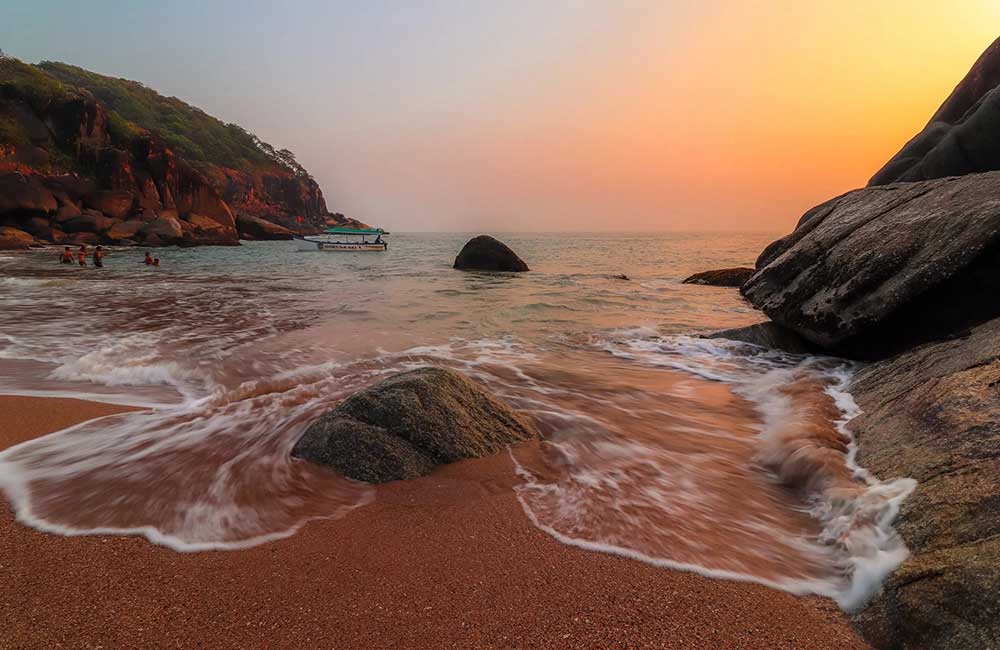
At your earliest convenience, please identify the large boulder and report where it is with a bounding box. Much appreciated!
[870,37,1000,186]
[292,367,540,483]
[142,215,183,242]
[742,172,1000,359]
[849,316,1000,650]
[0,173,58,215]
[682,267,754,287]
[236,214,293,240]
[84,190,134,219]
[106,220,145,241]
[454,235,529,272]
[61,212,116,234]
[186,213,226,232]
[0,226,34,250]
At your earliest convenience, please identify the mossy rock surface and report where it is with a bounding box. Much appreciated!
[292,367,540,483]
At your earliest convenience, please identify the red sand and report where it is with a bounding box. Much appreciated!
[0,395,870,649]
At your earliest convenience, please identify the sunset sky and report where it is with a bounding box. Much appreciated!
[3,1,999,232]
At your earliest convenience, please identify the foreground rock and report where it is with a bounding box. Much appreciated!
[292,367,539,483]
[454,235,529,272]
[742,172,1000,359]
[682,267,754,287]
[704,322,814,355]
[849,316,1000,650]
[869,36,1000,186]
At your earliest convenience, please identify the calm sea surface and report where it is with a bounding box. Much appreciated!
[0,233,914,610]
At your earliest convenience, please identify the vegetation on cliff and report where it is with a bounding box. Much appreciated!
[37,61,308,179]
[0,52,360,247]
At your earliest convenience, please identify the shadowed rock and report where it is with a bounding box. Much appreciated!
[0,172,57,215]
[0,226,34,249]
[704,322,814,355]
[742,172,1000,359]
[454,235,529,272]
[292,367,540,483]
[682,267,754,287]
[869,37,1000,186]
[237,214,294,240]
[849,316,1000,650]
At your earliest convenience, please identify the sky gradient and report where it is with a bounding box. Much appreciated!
[2,1,999,232]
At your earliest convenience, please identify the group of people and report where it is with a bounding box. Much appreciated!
[58,246,160,268]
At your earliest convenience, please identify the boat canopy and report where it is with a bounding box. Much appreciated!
[323,227,388,235]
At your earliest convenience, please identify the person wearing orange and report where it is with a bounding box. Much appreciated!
[77,245,87,267]
[58,246,73,264]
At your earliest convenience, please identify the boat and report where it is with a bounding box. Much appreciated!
[294,227,389,252]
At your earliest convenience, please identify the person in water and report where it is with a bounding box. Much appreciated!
[153,257,160,267]
[77,245,87,267]
[144,251,154,265]
[58,246,73,264]
[93,245,104,268]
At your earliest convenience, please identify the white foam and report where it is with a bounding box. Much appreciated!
[512,331,916,611]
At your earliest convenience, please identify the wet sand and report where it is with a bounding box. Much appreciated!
[0,395,870,649]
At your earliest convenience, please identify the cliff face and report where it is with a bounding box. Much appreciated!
[0,56,361,248]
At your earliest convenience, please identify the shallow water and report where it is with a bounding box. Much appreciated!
[0,233,913,610]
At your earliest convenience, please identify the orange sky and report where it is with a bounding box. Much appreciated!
[7,2,999,232]
[324,2,1000,232]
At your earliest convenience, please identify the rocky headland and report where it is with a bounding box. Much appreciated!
[697,36,1000,649]
[0,56,364,248]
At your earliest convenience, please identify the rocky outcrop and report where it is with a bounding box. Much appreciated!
[0,172,57,215]
[453,235,529,272]
[848,316,1000,650]
[704,321,815,355]
[0,226,34,249]
[869,37,1000,186]
[1,57,360,246]
[741,172,1000,359]
[292,367,540,483]
[682,267,754,287]
[236,214,294,240]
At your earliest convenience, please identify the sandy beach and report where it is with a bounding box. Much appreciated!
[0,395,869,649]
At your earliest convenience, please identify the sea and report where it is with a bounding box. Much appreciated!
[0,233,914,612]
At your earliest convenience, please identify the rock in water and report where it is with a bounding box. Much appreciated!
[869,37,1000,186]
[849,316,1000,650]
[292,367,540,483]
[742,171,1000,359]
[453,235,529,272]
[704,322,814,355]
[682,267,754,287]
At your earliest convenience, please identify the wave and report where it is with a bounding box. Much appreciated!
[512,330,915,611]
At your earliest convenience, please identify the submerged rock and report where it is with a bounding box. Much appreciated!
[682,267,754,287]
[704,322,814,355]
[453,235,529,272]
[849,316,1000,650]
[292,366,540,483]
[742,172,1000,359]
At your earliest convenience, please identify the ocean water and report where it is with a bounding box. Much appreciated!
[0,233,913,610]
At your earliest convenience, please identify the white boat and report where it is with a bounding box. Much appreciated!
[294,227,389,252]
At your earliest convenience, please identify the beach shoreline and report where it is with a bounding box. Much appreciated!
[0,394,869,649]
